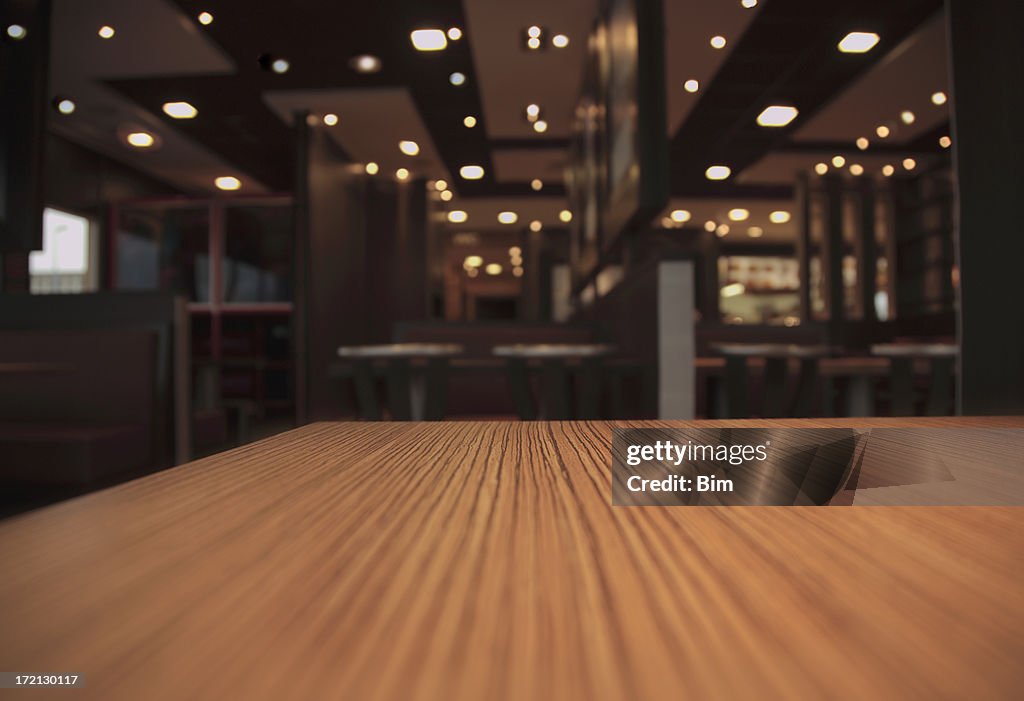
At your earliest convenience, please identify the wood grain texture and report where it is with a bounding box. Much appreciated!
[0,417,1022,700]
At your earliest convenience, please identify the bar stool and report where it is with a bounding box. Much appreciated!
[870,343,957,416]
[711,343,832,418]
[336,344,463,421]
[492,344,614,420]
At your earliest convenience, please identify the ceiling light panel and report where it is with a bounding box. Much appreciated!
[411,29,447,51]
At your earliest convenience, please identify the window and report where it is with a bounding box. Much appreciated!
[29,208,97,293]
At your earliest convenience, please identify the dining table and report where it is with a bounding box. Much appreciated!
[0,416,1021,700]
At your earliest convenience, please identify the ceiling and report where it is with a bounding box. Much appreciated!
[44,0,952,244]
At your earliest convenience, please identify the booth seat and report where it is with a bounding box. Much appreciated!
[0,328,159,486]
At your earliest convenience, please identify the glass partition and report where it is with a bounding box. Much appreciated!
[115,203,211,301]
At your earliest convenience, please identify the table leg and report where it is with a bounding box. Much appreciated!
[791,358,819,417]
[926,357,956,416]
[889,357,915,416]
[424,358,449,421]
[577,357,602,419]
[762,357,788,418]
[845,375,874,417]
[384,359,412,421]
[724,356,749,418]
[352,359,381,421]
[506,358,537,421]
[542,359,570,420]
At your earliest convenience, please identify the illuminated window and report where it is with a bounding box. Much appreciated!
[29,208,96,293]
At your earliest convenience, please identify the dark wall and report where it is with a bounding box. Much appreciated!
[44,133,182,219]
[948,0,1024,414]
[0,0,50,254]
[365,177,428,343]
[295,122,428,420]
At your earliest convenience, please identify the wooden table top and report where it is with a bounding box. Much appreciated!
[1,417,1021,700]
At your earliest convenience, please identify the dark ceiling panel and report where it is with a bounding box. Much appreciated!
[108,0,497,193]
[670,0,943,197]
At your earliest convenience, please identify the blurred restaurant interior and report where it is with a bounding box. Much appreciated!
[1,0,1022,514]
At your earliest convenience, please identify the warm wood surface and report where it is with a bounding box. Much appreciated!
[1,417,1022,700]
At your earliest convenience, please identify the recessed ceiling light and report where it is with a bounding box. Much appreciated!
[486,263,503,276]
[704,220,717,232]
[939,135,952,149]
[552,34,569,48]
[832,155,846,168]
[814,162,828,175]
[856,137,869,150]
[849,163,864,176]
[466,267,478,277]
[531,178,543,191]
[716,224,730,237]
[463,115,477,128]
[350,54,382,73]
[435,180,448,191]
[126,132,155,148]
[440,189,453,201]
[705,165,731,180]
[55,98,76,115]
[901,110,915,125]
[460,165,484,180]
[748,226,764,238]
[838,31,879,54]
[6,24,27,40]
[756,105,799,127]
[559,209,573,223]
[306,114,320,127]
[684,79,699,93]
[323,113,338,126]
[527,26,542,38]
[741,0,758,8]
[465,255,483,268]
[98,25,115,39]
[396,168,410,181]
[931,91,947,105]
[513,266,524,277]
[411,29,447,51]
[533,120,548,133]
[671,209,691,222]
[498,211,518,224]
[448,27,462,41]
[449,72,466,86]
[448,210,468,223]
[902,158,916,171]
[527,37,541,50]
[876,125,890,138]
[525,104,540,121]
[728,208,749,221]
[882,164,895,177]
[365,162,379,175]
[769,210,791,224]
[529,220,542,232]
[399,140,420,156]
[710,35,727,49]
[162,101,197,119]
[197,12,213,25]
[271,58,290,74]
[215,176,241,191]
